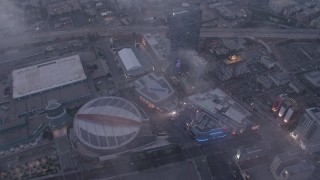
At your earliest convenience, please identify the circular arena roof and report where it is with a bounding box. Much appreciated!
[73,97,142,150]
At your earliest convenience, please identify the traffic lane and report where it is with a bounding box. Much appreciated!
[80,152,186,179]
[207,153,242,180]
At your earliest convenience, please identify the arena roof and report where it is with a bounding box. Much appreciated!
[12,55,86,99]
[118,48,142,71]
[73,97,143,150]
[132,73,175,103]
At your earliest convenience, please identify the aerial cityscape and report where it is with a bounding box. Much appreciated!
[1,0,320,180]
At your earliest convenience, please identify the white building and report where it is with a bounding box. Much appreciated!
[117,48,153,78]
[12,55,87,99]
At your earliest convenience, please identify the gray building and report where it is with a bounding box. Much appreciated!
[304,70,320,88]
[261,56,276,69]
[290,107,320,153]
[167,3,202,51]
[45,99,71,129]
[269,0,297,14]
[188,112,229,142]
[235,142,267,165]
[187,88,254,135]
[270,152,314,180]
[216,54,249,81]
[269,72,291,86]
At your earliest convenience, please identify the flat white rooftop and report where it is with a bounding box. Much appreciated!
[118,48,142,71]
[12,55,87,99]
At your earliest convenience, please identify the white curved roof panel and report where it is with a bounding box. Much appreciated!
[73,96,143,150]
[118,48,141,71]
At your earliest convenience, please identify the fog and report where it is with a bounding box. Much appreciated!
[176,49,212,92]
[0,1,27,33]
[118,0,172,9]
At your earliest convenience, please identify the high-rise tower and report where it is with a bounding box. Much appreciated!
[167,3,202,52]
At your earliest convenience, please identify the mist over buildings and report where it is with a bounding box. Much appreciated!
[117,0,172,9]
[0,1,27,33]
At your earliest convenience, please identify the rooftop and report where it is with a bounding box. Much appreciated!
[132,73,175,104]
[222,38,246,50]
[284,161,314,176]
[192,112,226,133]
[187,88,251,128]
[304,70,320,88]
[223,52,246,65]
[236,142,267,162]
[12,55,86,99]
[261,56,276,65]
[305,107,320,124]
[289,81,305,92]
[142,33,168,60]
[269,72,290,81]
[73,96,143,150]
[118,48,142,72]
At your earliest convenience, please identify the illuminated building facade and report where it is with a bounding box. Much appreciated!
[290,107,320,153]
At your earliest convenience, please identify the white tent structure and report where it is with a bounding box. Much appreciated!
[118,48,142,71]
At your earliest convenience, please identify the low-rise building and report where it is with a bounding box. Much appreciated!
[269,0,297,14]
[45,0,81,17]
[304,70,320,88]
[261,56,276,69]
[215,53,249,81]
[142,33,168,62]
[290,107,320,153]
[142,33,168,72]
[270,152,314,180]
[12,55,87,99]
[269,72,291,86]
[289,81,305,94]
[11,55,91,118]
[235,142,267,165]
[187,88,254,136]
[257,76,272,89]
[188,112,229,141]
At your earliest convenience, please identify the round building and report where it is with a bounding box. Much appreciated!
[73,96,154,157]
